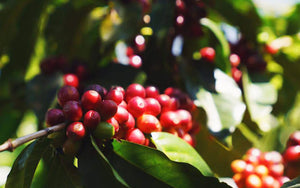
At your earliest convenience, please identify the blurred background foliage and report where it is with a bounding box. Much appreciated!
[1,0,300,187]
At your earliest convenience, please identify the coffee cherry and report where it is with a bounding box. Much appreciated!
[182,133,196,147]
[231,159,247,174]
[231,67,242,84]
[144,98,161,116]
[243,164,255,177]
[269,164,284,177]
[137,114,162,134]
[126,47,134,56]
[160,111,181,128]
[105,89,124,105]
[229,54,241,67]
[265,44,279,55]
[286,131,300,147]
[125,128,145,145]
[129,55,142,69]
[127,96,147,118]
[200,47,215,62]
[62,138,82,156]
[63,101,82,121]
[260,151,283,166]
[125,83,146,102]
[246,148,262,158]
[283,145,300,162]
[97,100,118,121]
[245,174,262,188]
[111,86,126,96]
[114,106,129,124]
[107,117,119,133]
[93,122,115,140]
[83,110,101,130]
[45,109,65,127]
[57,86,80,107]
[118,100,128,109]
[66,122,86,140]
[176,109,192,132]
[85,84,107,98]
[254,164,269,177]
[261,175,279,188]
[63,73,79,88]
[145,86,160,98]
[81,90,102,110]
[233,173,244,188]
[122,113,135,130]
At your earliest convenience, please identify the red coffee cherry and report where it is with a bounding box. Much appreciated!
[107,117,120,133]
[231,159,247,174]
[246,148,262,158]
[81,90,102,110]
[105,89,124,105]
[265,44,279,55]
[283,145,300,162]
[45,109,65,127]
[63,101,82,121]
[122,113,135,130]
[243,164,255,177]
[287,131,300,147]
[66,122,86,140]
[245,174,262,188]
[144,98,161,116]
[233,173,245,188]
[129,55,142,69]
[57,86,80,107]
[125,128,146,145]
[231,67,242,84]
[63,73,79,88]
[200,47,215,62]
[260,151,283,166]
[229,53,241,67]
[114,106,129,124]
[137,114,162,134]
[83,110,101,130]
[261,175,279,188]
[254,165,269,177]
[125,83,146,102]
[118,100,128,109]
[182,133,196,147]
[97,100,118,121]
[145,86,160,98]
[176,109,192,132]
[111,86,126,96]
[85,84,107,98]
[127,96,147,118]
[269,164,284,177]
[126,47,134,56]
[160,111,181,128]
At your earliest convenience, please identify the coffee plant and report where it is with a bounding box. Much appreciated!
[1,0,300,187]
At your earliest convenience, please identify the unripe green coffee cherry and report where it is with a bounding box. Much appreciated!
[93,122,115,140]
[62,138,82,156]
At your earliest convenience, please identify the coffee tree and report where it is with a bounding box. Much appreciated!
[1,0,300,187]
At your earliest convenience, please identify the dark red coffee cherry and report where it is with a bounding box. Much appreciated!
[63,101,82,121]
[85,84,107,99]
[57,86,80,107]
[66,122,86,140]
[287,131,300,147]
[81,90,102,110]
[127,96,147,118]
[125,128,145,145]
[45,109,65,127]
[83,110,101,130]
[97,100,118,121]
[63,73,79,88]
[283,145,300,162]
[125,83,146,102]
[200,47,215,62]
[137,114,162,134]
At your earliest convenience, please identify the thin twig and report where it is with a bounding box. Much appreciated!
[0,123,66,152]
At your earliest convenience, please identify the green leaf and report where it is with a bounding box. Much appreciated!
[77,137,128,188]
[281,176,300,188]
[112,140,230,188]
[200,18,231,73]
[26,73,63,124]
[42,148,82,188]
[242,70,279,132]
[5,138,50,188]
[150,132,213,176]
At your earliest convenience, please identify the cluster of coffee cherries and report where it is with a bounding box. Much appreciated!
[45,83,200,155]
[283,131,300,179]
[231,148,290,188]
[174,0,206,37]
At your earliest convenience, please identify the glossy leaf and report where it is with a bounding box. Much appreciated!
[112,139,230,187]
[242,70,279,132]
[77,137,128,188]
[150,132,213,176]
[5,138,50,188]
